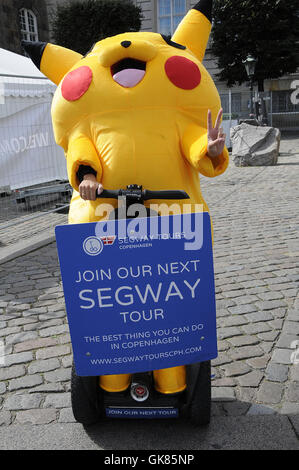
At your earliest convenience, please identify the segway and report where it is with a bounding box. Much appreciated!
[70,185,212,426]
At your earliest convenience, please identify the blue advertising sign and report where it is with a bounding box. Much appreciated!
[55,212,217,376]
[105,408,179,419]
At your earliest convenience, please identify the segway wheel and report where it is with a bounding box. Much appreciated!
[190,360,211,426]
[71,362,102,425]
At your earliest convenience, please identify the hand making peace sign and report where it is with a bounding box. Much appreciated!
[207,108,226,158]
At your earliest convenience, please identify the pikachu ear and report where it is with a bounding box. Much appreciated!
[171,0,212,62]
[21,41,82,85]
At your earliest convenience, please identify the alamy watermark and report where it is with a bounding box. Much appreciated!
[0,340,5,367]
[290,340,299,365]
[94,200,205,251]
[290,80,299,105]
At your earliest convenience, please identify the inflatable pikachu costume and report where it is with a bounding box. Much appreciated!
[23,0,229,395]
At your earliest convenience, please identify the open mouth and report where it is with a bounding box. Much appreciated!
[111,58,146,88]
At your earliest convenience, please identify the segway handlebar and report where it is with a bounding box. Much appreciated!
[96,185,190,201]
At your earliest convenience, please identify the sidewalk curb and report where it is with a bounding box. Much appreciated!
[0,232,55,265]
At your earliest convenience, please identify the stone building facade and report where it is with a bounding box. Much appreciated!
[0,0,297,128]
[0,0,50,55]
[133,0,299,129]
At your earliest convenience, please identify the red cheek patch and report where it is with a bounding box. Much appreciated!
[61,66,93,101]
[165,56,201,90]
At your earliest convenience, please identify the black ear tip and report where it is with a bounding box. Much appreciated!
[21,40,32,55]
[21,40,36,52]
[193,0,213,23]
[21,40,48,69]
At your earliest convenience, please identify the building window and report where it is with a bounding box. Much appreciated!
[158,0,186,36]
[220,93,242,115]
[19,8,39,42]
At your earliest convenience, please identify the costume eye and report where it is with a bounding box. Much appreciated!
[161,34,186,50]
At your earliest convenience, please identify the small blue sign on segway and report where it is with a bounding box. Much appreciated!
[55,212,218,376]
[105,407,179,419]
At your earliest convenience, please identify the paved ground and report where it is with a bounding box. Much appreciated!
[0,416,298,450]
[0,133,298,450]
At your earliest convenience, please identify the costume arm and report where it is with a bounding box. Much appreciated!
[67,135,102,191]
[181,123,229,177]
[77,165,97,183]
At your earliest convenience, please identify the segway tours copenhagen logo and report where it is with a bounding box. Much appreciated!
[83,235,116,256]
[101,236,116,246]
[83,236,104,256]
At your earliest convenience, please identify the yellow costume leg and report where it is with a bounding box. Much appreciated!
[99,374,131,392]
[153,366,186,394]
[100,368,186,394]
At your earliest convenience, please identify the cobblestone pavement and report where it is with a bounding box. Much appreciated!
[0,134,298,438]
[0,211,68,248]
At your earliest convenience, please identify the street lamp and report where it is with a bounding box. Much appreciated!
[243,54,257,117]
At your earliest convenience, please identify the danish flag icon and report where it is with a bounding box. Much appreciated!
[100,236,116,246]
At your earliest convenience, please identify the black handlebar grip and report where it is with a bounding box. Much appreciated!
[96,188,190,200]
[96,189,120,198]
[143,190,190,200]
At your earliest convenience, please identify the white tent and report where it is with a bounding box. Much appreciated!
[0,47,46,77]
[0,48,67,190]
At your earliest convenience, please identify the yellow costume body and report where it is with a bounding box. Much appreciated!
[23,1,229,394]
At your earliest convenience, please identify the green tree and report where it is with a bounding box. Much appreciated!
[211,0,299,91]
[51,0,143,55]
